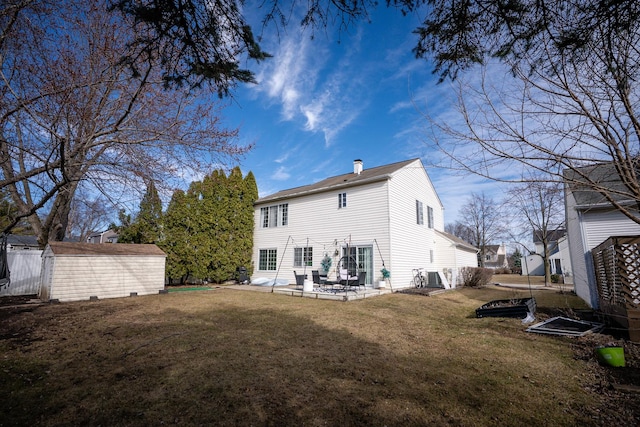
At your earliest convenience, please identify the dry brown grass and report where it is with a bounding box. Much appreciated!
[0,286,636,426]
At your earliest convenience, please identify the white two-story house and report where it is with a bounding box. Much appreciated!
[252,158,478,289]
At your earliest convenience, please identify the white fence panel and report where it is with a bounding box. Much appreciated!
[0,250,43,296]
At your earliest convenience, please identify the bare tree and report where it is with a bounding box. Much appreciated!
[423,2,640,224]
[66,195,116,243]
[444,221,474,245]
[458,192,506,267]
[505,180,565,284]
[0,1,250,245]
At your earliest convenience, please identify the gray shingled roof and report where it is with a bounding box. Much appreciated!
[47,242,165,256]
[6,234,39,247]
[564,162,639,207]
[256,158,419,204]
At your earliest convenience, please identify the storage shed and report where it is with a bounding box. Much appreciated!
[39,242,166,302]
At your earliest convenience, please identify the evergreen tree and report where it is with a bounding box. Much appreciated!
[239,171,258,277]
[162,189,194,283]
[117,181,163,244]
[160,167,258,284]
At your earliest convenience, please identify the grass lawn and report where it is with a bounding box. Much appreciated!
[1,285,638,426]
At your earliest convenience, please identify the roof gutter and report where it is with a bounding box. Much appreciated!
[255,174,392,205]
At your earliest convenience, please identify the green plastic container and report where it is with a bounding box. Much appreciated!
[596,347,625,367]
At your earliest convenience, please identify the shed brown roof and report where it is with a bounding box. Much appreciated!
[47,242,166,256]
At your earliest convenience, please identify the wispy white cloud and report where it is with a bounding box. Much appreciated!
[251,25,370,147]
[271,166,290,181]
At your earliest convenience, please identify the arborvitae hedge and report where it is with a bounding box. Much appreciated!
[161,167,258,284]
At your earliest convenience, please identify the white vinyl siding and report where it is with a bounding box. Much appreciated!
[387,160,445,288]
[252,158,447,289]
[253,180,390,282]
[567,205,640,307]
[40,252,165,302]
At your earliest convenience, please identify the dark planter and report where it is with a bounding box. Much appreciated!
[476,297,536,318]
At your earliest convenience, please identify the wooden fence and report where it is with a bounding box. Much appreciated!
[592,236,640,342]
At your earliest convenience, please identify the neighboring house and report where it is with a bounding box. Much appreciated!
[564,163,640,307]
[86,229,118,244]
[252,158,478,289]
[39,242,166,302]
[6,234,40,251]
[483,244,508,269]
[520,229,572,282]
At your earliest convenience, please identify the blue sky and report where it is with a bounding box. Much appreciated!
[222,6,505,224]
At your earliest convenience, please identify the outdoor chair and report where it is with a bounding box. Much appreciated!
[312,270,327,286]
[293,271,306,290]
[347,271,366,291]
[338,268,359,290]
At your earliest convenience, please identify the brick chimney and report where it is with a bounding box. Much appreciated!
[354,159,363,175]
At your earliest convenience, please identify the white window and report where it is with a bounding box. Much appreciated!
[430,250,434,263]
[338,192,347,209]
[294,247,313,267]
[260,203,288,228]
[427,206,434,229]
[259,249,278,270]
[416,200,424,225]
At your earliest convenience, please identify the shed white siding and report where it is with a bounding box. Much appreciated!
[39,243,166,302]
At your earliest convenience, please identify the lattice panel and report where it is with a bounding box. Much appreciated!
[593,243,618,303]
[592,236,640,310]
[618,243,640,307]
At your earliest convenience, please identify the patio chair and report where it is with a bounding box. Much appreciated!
[347,271,366,291]
[293,271,306,290]
[338,268,359,291]
[312,270,326,286]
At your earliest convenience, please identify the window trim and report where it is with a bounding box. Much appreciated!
[293,246,313,267]
[260,203,288,228]
[427,205,434,229]
[258,248,278,271]
[416,200,424,225]
[338,192,347,209]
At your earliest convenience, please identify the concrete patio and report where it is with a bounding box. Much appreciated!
[226,283,393,301]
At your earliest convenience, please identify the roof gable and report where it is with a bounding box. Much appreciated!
[256,158,419,204]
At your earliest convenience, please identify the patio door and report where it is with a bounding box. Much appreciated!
[342,245,373,285]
